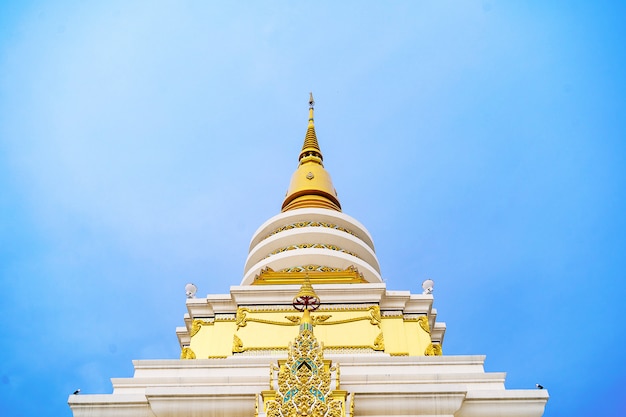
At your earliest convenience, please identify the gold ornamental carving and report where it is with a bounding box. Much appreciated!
[265,324,344,417]
[263,221,359,240]
[279,265,343,273]
[236,308,249,329]
[266,243,361,259]
[263,280,348,417]
[236,306,381,330]
[418,316,431,334]
[190,319,213,338]
[233,334,244,353]
[373,332,385,351]
[180,347,196,359]
[425,343,443,356]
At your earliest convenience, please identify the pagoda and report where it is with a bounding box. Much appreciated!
[69,95,549,417]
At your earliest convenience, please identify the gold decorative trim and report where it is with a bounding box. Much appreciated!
[389,352,409,356]
[266,243,361,260]
[207,355,228,359]
[330,363,341,389]
[190,319,213,337]
[263,221,359,240]
[373,332,385,351]
[350,393,355,416]
[254,266,368,285]
[418,316,431,334]
[235,344,382,353]
[180,347,196,359]
[279,265,342,273]
[236,306,380,329]
[425,343,443,356]
[238,304,377,313]
[264,314,345,417]
[233,334,244,353]
[214,317,236,322]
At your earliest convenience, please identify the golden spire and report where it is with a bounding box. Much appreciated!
[281,94,342,212]
[299,93,323,163]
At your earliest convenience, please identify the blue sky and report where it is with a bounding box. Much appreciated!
[1,1,625,416]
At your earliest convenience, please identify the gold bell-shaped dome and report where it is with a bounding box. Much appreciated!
[281,94,342,212]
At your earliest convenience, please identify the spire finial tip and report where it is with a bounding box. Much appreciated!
[309,92,315,109]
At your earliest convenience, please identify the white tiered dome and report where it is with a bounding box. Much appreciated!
[241,95,382,285]
[242,208,382,285]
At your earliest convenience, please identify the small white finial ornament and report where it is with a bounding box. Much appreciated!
[422,279,434,295]
[185,283,197,298]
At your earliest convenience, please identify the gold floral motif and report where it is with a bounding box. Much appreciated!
[418,316,431,334]
[278,265,343,273]
[425,343,443,356]
[313,315,332,325]
[263,221,359,240]
[265,329,343,417]
[233,334,244,353]
[266,243,361,260]
[190,319,212,338]
[180,347,196,359]
[373,332,385,351]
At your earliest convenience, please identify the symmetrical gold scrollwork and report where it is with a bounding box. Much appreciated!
[190,319,213,338]
[180,347,196,359]
[265,326,343,417]
[425,343,443,356]
[278,265,343,273]
[266,243,361,259]
[418,316,431,334]
[263,221,359,240]
[233,334,244,353]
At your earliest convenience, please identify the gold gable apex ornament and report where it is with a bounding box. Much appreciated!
[263,281,349,417]
[282,94,342,212]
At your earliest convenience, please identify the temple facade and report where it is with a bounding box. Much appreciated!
[69,96,549,417]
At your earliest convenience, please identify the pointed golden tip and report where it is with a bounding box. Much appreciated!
[309,92,315,109]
